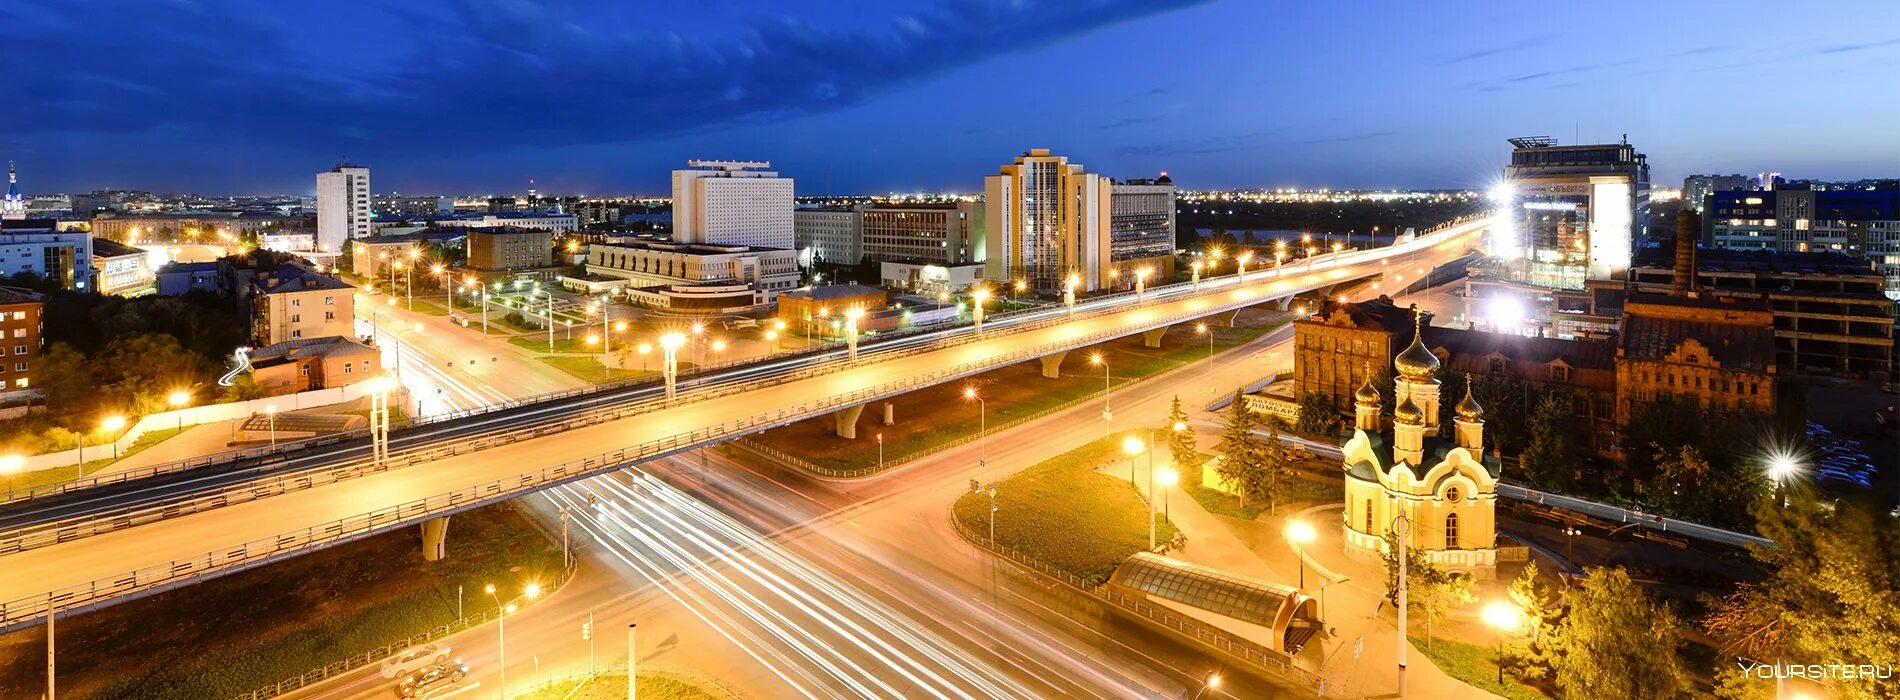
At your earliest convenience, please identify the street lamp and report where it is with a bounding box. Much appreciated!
[1195,322,1215,386]
[970,287,991,333]
[1156,466,1178,522]
[168,390,191,431]
[1767,450,1801,508]
[263,405,278,447]
[659,332,685,399]
[843,306,864,361]
[1481,600,1523,685]
[1090,352,1111,435]
[486,581,543,700]
[963,387,987,470]
[1235,251,1253,283]
[1190,260,1203,289]
[1134,267,1151,301]
[0,454,22,476]
[1286,520,1317,589]
[101,415,126,460]
[1063,274,1078,315]
[1192,672,1222,700]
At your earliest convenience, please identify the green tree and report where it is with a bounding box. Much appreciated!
[1703,494,1899,700]
[1164,396,1199,477]
[1214,390,1267,507]
[1294,392,1338,437]
[1502,561,1560,680]
[1257,421,1294,514]
[1518,395,1576,490]
[34,343,97,419]
[1649,443,1768,531]
[1548,567,1690,699]
[1379,530,1474,644]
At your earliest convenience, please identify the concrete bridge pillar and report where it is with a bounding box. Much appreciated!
[1038,350,1069,379]
[834,404,866,439]
[1224,308,1246,327]
[1141,326,1170,349]
[1274,296,1292,311]
[882,402,895,426]
[421,516,450,561]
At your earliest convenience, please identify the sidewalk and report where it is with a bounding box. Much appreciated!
[1118,451,1503,699]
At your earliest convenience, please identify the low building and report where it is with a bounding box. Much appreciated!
[586,239,799,310]
[250,263,355,345]
[91,237,154,296]
[259,231,317,254]
[1615,293,1778,423]
[431,212,578,233]
[466,227,555,272]
[247,335,380,393]
[0,286,44,400]
[89,212,305,246]
[777,284,888,336]
[0,219,93,291]
[155,261,224,297]
[371,194,453,220]
[880,261,985,295]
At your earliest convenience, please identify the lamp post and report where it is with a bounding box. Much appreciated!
[971,288,990,333]
[1563,525,1581,561]
[1135,268,1150,301]
[1768,452,1800,508]
[1191,672,1222,700]
[963,387,986,470]
[1156,466,1177,522]
[843,306,864,361]
[168,390,191,431]
[545,289,556,353]
[1195,322,1215,386]
[1190,261,1202,289]
[101,415,126,460]
[659,333,685,399]
[486,581,543,700]
[1286,520,1317,589]
[1394,514,1411,697]
[1090,353,1111,436]
[986,482,999,545]
[263,405,278,447]
[1063,275,1078,315]
[875,432,884,471]
[1481,601,1522,685]
[1236,251,1253,284]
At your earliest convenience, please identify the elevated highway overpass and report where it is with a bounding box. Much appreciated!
[0,215,1493,630]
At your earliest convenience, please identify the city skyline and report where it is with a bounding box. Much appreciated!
[2,0,1896,195]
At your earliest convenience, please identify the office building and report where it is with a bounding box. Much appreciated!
[250,263,355,345]
[672,161,794,249]
[1495,137,1650,289]
[371,194,453,220]
[466,227,555,272]
[793,207,864,265]
[1107,176,1177,286]
[89,213,303,243]
[863,202,982,265]
[316,164,372,253]
[0,286,43,399]
[0,219,93,290]
[1682,174,1754,214]
[91,238,154,296]
[1706,187,1900,297]
[432,212,578,233]
[3,162,25,220]
[585,239,799,311]
[984,149,1112,291]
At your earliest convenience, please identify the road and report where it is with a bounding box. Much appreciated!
[0,217,1491,629]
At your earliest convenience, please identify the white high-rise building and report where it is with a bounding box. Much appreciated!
[984,149,1111,291]
[671,161,794,249]
[316,164,371,253]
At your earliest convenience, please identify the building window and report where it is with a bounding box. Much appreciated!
[1489,358,1506,374]
[13,378,24,388]
[13,363,25,372]
[325,312,335,321]
[1364,499,1373,533]
[1549,365,1570,382]
[291,314,301,323]
[11,330,21,339]
[301,364,311,376]
[325,296,335,305]
[1444,512,1460,548]
[343,362,353,374]
[291,298,301,307]
[291,330,302,339]
[9,312,21,321]
[11,345,21,355]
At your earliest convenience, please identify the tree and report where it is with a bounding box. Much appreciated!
[1548,567,1690,699]
[34,343,96,419]
[1518,395,1576,490]
[1703,494,1899,700]
[1257,421,1294,514]
[1214,390,1268,507]
[1379,530,1474,645]
[1164,396,1199,477]
[1648,443,1768,531]
[1502,561,1560,680]
[1294,392,1338,437]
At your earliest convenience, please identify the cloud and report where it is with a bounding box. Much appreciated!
[0,0,1212,156]
[1434,35,1556,65]
[1098,115,1163,129]
[1807,37,1900,55]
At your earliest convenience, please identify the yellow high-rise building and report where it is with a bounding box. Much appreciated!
[983,149,1112,292]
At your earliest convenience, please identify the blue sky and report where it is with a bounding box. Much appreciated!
[3,0,1896,195]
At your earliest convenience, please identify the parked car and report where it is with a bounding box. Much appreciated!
[380,643,452,679]
[396,660,470,698]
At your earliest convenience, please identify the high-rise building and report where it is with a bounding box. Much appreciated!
[1682,174,1754,214]
[863,202,982,265]
[316,164,371,253]
[984,149,1111,291]
[2,162,26,220]
[671,161,794,250]
[1495,137,1650,289]
[1107,175,1177,285]
[793,207,863,265]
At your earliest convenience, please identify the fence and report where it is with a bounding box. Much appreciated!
[231,556,580,700]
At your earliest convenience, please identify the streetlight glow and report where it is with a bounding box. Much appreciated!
[1121,435,1144,456]
[1286,520,1317,544]
[659,332,685,350]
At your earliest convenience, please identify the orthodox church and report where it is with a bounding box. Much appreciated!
[1339,306,1501,573]
[2,162,24,220]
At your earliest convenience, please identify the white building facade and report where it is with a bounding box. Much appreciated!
[316,164,371,253]
[672,161,794,250]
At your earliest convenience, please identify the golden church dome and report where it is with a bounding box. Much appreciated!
[1393,306,1440,381]
[1394,395,1423,425]
[1455,384,1484,421]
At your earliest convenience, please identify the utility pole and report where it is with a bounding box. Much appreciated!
[46,609,54,700]
[627,623,638,700]
[1396,514,1410,698]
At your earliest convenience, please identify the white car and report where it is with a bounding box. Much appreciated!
[380,643,452,679]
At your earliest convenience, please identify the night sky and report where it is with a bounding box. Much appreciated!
[4,0,1896,196]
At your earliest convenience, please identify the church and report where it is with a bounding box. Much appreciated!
[1339,306,1501,573]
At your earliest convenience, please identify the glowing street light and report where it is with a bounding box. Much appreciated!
[659,332,686,399]
[1481,600,1523,685]
[1063,274,1078,315]
[0,454,22,476]
[1767,450,1802,507]
[1286,520,1317,588]
[1135,267,1151,301]
[970,287,991,333]
[964,387,987,470]
[487,580,544,700]
[1190,260,1203,289]
[1156,466,1178,521]
[168,390,192,431]
[1236,251,1253,283]
[100,415,127,459]
[1192,672,1222,700]
[1090,352,1112,435]
[843,306,865,360]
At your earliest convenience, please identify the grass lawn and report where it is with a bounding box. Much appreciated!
[341,404,412,428]
[490,312,546,334]
[509,336,598,355]
[401,298,451,317]
[0,503,565,700]
[515,673,720,700]
[749,308,1291,474]
[0,426,187,493]
[952,435,1179,587]
[1407,635,1552,700]
[537,355,656,384]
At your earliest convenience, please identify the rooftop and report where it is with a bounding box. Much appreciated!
[779,284,885,302]
[1621,294,1776,371]
[1633,246,1879,278]
[90,238,144,258]
[0,286,43,305]
[249,335,377,367]
[253,263,352,294]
